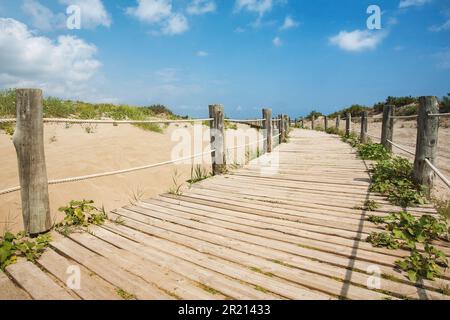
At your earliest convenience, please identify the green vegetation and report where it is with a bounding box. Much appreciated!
[434,198,450,219]
[367,211,449,282]
[440,93,450,113]
[370,157,426,207]
[0,88,177,135]
[356,200,380,211]
[0,232,51,270]
[116,288,137,300]
[168,169,184,196]
[187,165,211,185]
[55,200,107,235]
[357,143,391,161]
[304,110,323,120]
[341,132,359,148]
[329,104,370,119]
[225,121,238,130]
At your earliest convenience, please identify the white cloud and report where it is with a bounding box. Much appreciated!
[21,0,65,31]
[280,15,298,30]
[126,0,172,23]
[127,0,189,35]
[429,10,450,32]
[161,13,189,35]
[329,29,387,52]
[399,0,431,9]
[196,50,209,57]
[234,26,245,33]
[0,18,101,98]
[234,0,277,17]
[59,0,111,28]
[272,36,282,47]
[187,0,216,15]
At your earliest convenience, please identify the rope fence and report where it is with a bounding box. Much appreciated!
[425,159,450,188]
[429,113,450,118]
[0,150,216,196]
[386,139,416,156]
[0,118,215,125]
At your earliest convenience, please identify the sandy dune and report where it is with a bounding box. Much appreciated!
[0,122,263,234]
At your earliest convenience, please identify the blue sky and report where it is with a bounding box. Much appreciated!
[0,0,449,118]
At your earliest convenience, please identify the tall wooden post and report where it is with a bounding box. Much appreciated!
[413,97,439,191]
[324,116,328,131]
[311,116,315,130]
[262,108,272,153]
[209,104,226,175]
[301,118,304,128]
[13,89,51,235]
[360,111,368,143]
[336,115,340,130]
[381,105,394,152]
[345,113,352,136]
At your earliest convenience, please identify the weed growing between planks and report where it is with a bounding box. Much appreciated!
[367,211,449,282]
[0,232,51,270]
[55,200,108,235]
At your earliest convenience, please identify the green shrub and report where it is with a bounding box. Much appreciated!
[370,157,426,207]
[357,143,390,161]
[0,123,15,135]
[56,200,107,235]
[367,211,449,282]
[0,232,51,270]
[43,97,75,118]
[0,89,16,117]
[341,132,359,147]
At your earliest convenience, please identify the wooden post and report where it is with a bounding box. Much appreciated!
[345,113,352,136]
[209,104,226,175]
[360,111,368,144]
[413,96,439,191]
[301,118,304,128]
[283,115,288,141]
[12,89,51,235]
[262,108,272,153]
[311,116,315,130]
[278,115,284,144]
[324,116,328,131]
[336,115,340,130]
[381,105,394,152]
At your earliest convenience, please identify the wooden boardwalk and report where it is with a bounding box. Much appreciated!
[2,129,450,300]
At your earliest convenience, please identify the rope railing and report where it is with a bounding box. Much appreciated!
[226,138,268,151]
[0,149,215,196]
[428,113,450,118]
[391,115,418,120]
[0,118,213,124]
[225,119,265,123]
[386,139,415,156]
[424,159,450,189]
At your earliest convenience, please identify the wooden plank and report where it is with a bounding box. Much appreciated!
[0,270,31,300]
[37,248,122,300]
[6,259,75,300]
[66,231,228,300]
[115,205,450,293]
[49,233,173,300]
[89,225,331,300]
